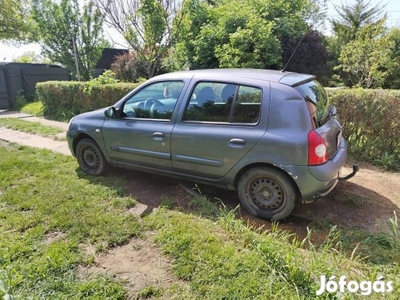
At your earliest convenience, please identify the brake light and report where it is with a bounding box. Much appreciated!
[308,130,328,165]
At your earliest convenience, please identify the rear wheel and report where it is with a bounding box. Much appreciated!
[238,167,297,220]
[76,138,107,175]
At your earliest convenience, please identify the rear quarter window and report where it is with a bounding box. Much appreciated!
[295,80,330,128]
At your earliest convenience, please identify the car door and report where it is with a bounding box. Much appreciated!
[171,81,267,179]
[102,80,184,170]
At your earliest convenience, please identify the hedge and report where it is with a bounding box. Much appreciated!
[328,88,400,170]
[36,81,400,170]
[36,81,139,121]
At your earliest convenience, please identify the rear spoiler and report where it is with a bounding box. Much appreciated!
[279,73,315,87]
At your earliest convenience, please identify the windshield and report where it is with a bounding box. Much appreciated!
[295,80,329,127]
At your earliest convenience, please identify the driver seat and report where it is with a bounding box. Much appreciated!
[196,87,216,107]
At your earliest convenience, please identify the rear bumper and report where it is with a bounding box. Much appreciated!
[281,137,357,203]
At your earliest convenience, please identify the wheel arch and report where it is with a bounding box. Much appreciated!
[234,163,301,199]
[72,133,98,156]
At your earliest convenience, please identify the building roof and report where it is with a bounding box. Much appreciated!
[95,48,129,70]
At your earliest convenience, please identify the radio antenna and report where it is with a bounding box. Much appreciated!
[281,33,306,72]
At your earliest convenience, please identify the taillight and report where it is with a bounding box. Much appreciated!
[308,130,328,165]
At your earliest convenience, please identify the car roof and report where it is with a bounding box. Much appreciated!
[152,69,315,87]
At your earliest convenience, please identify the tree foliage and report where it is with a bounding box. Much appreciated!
[331,0,386,43]
[13,51,51,64]
[93,0,180,78]
[382,28,400,89]
[281,31,328,77]
[336,20,393,88]
[328,0,389,87]
[170,0,325,72]
[31,0,109,80]
[110,52,153,82]
[0,0,29,40]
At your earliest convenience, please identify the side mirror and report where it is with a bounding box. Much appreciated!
[104,107,116,119]
[328,105,337,118]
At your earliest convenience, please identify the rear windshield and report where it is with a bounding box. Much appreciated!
[295,80,329,127]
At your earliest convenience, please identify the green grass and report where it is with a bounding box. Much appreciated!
[1,141,399,298]
[0,118,64,139]
[146,199,400,299]
[20,101,44,117]
[0,142,140,298]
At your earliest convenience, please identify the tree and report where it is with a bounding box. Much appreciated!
[382,28,400,89]
[31,0,109,80]
[336,20,393,88]
[13,51,51,64]
[93,0,181,78]
[172,0,319,71]
[281,31,328,79]
[0,0,29,40]
[331,0,386,43]
[328,0,387,86]
[110,52,150,82]
[166,0,212,70]
[303,0,328,31]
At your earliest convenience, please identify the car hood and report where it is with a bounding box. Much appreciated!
[72,107,107,121]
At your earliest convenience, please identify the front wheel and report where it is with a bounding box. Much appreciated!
[237,167,297,220]
[76,138,108,175]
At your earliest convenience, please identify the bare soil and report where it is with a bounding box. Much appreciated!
[77,234,188,299]
[79,164,400,298]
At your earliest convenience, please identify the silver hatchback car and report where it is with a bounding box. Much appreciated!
[67,69,357,220]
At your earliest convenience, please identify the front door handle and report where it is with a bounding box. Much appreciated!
[153,132,165,140]
[229,138,246,148]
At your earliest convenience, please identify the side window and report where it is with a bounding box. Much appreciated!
[184,82,230,122]
[232,86,262,123]
[183,82,261,124]
[122,81,184,120]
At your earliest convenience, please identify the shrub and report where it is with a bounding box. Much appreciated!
[328,88,400,170]
[111,52,150,82]
[36,81,139,121]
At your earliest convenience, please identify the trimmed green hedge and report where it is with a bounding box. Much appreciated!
[36,81,400,170]
[36,81,139,121]
[328,88,400,170]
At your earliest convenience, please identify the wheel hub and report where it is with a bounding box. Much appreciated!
[83,147,99,169]
[250,178,284,210]
[262,188,271,198]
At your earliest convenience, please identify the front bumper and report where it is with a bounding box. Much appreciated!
[66,130,76,157]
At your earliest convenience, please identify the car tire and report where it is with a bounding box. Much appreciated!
[238,167,297,220]
[76,138,108,175]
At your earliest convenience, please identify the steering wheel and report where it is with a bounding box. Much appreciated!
[124,106,136,118]
[144,98,162,110]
